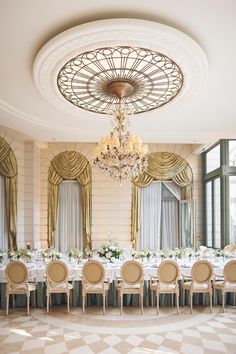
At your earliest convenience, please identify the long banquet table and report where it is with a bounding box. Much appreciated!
[0,258,234,310]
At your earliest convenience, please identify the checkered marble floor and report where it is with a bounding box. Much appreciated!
[0,305,236,354]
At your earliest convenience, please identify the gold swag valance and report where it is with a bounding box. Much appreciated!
[131,152,193,248]
[48,151,92,250]
[0,136,17,250]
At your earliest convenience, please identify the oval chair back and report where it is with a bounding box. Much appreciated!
[5,261,28,286]
[82,260,105,285]
[158,260,179,285]
[120,260,143,285]
[191,260,213,283]
[224,260,236,283]
[46,260,69,284]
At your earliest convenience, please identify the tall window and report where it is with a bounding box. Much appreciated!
[139,181,181,250]
[55,180,83,253]
[229,176,236,243]
[203,139,236,247]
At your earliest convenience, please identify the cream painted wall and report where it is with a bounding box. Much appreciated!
[0,126,203,250]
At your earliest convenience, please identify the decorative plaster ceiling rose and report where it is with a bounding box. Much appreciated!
[33,18,208,117]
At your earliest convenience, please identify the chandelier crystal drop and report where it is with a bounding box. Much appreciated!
[92,82,148,183]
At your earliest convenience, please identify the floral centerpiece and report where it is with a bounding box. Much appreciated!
[97,240,123,262]
[84,248,93,260]
[40,250,49,259]
[0,250,4,263]
[169,248,181,260]
[214,249,229,259]
[47,249,62,260]
[136,250,146,261]
[134,250,153,261]
[21,249,32,262]
[8,250,15,260]
[67,249,83,263]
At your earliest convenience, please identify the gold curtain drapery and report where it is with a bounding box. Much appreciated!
[0,137,17,250]
[48,151,92,250]
[131,152,193,248]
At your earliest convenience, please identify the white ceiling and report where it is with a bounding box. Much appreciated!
[0,0,236,144]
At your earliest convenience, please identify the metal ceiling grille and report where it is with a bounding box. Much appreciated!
[57,46,184,114]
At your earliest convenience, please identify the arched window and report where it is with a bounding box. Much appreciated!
[0,175,8,250]
[131,152,194,250]
[55,180,83,253]
[139,181,181,250]
[48,151,92,252]
[0,136,17,250]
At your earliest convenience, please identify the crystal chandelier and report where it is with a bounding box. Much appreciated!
[93,81,148,183]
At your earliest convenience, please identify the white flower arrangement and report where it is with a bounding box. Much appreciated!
[0,250,4,263]
[67,249,83,262]
[97,240,123,262]
[136,250,146,260]
[8,250,16,260]
[169,248,181,259]
[47,249,62,260]
[84,248,93,260]
[40,250,49,259]
[135,250,153,260]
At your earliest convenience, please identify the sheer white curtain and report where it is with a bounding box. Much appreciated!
[139,181,181,250]
[161,184,180,249]
[55,180,83,253]
[139,182,162,250]
[0,175,8,250]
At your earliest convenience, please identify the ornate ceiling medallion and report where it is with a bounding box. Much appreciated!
[57,46,183,114]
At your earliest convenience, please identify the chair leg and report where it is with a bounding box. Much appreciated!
[209,291,212,313]
[103,294,105,315]
[82,294,85,315]
[120,293,123,315]
[176,293,179,315]
[213,288,216,306]
[46,294,49,313]
[182,288,185,306]
[190,292,193,314]
[67,293,70,314]
[69,290,72,306]
[27,296,30,316]
[156,293,159,315]
[106,291,108,308]
[6,294,9,315]
[140,294,143,315]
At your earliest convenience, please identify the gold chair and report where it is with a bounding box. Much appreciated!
[117,260,144,315]
[82,260,109,315]
[5,261,37,315]
[46,260,74,313]
[182,260,213,313]
[213,260,236,312]
[150,260,180,315]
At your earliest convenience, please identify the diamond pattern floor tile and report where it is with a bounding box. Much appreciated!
[0,306,235,354]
